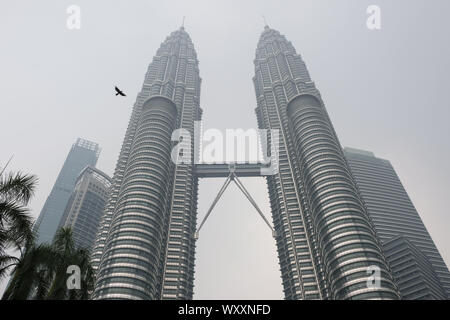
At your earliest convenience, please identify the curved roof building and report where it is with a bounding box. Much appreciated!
[59,166,111,250]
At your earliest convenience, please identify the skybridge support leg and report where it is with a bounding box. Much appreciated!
[232,175,276,238]
[195,163,276,239]
[195,174,233,239]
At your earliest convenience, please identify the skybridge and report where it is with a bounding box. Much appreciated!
[194,162,276,239]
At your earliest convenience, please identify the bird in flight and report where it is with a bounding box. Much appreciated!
[115,86,126,96]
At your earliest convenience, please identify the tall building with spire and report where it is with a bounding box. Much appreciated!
[252,26,399,299]
[92,27,202,300]
[92,26,401,300]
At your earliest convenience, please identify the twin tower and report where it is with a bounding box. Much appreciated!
[91,26,400,300]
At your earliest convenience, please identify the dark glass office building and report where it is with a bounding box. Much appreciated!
[34,138,100,245]
[344,147,450,299]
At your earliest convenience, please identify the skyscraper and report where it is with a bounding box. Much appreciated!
[34,138,100,245]
[383,235,447,299]
[344,147,450,299]
[58,166,111,250]
[92,26,399,300]
[92,27,202,300]
[252,26,398,299]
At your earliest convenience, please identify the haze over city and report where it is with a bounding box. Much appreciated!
[1,0,449,299]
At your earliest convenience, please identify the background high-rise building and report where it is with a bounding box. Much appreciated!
[58,166,111,250]
[33,138,100,245]
[383,235,447,299]
[344,147,450,299]
[253,26,398,299]
[92,27,202,300]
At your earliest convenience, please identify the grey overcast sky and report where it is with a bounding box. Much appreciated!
[1,0,449,299]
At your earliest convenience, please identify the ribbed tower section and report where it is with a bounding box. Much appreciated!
[253,26,399,300]
[92,27,202,300]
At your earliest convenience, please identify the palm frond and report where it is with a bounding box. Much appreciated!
[2,226,96,300]
[34,268,53,300]
[52,227,74,256]
[0,255,20,279]
[0,201,34,249]
[0,172,38,205]
[2,243,55,300]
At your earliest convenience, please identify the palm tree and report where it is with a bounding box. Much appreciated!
[3,227,94,300]
[0,171,38,281]
[46,228,94,300]
[45,228,75,299]
[0,169,94,300]
[71,248,95,299]
[2,241,55,300]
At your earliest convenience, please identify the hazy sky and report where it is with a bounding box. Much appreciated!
[1,0,449,299]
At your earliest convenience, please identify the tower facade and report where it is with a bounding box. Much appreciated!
[92,26,402,300]
[253,26,399,299]
[59,166,111,250]
[344,147,450,299]
[34,138,100,245]
[383,235,447,299]
[92,27,202,300]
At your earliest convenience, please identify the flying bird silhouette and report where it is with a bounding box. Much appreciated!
[115,86,126,96]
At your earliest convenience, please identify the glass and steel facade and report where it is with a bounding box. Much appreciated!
[92,27,202,300]
[253,26,398,299]
[383,235,447,299]
[344,147,450,299]
[33,138,100,245]
[92,26,401,300]
[59,166,111,250]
